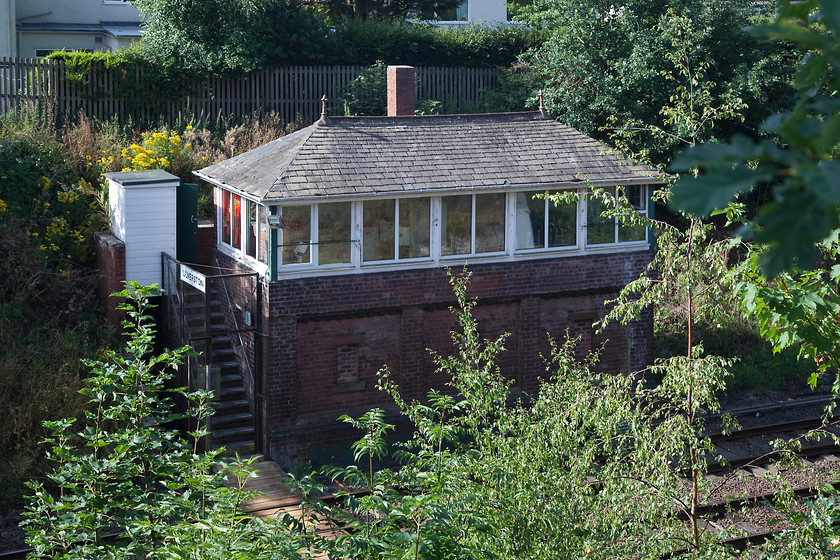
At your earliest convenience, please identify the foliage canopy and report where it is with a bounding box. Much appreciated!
[518,0,794,163]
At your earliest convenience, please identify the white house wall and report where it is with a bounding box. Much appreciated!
[16,0,139,27]
[122,186,177,287]
[467,0,506,24]
[0,0,13,58]
[6,0,140,57]
[108,178,126,241]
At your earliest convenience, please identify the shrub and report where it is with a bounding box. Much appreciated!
[341,61,388,116]
[22,284,305,558]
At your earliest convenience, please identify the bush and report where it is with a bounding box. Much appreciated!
[331,19,547,67]
[340,61,388,115]
[23,284,305,558]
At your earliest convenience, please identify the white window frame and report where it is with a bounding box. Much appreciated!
[584,185,649,248]
[217,188,269,270]
[216,184,651,277]
[361,197,433,265]
[438,192,508,260]
[513,188,581,255]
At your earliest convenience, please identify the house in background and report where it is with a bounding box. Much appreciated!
[0,0,141,59]
[181,65,661,464]
[424,0,507,26]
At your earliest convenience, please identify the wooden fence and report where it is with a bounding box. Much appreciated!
[0,58,499,125]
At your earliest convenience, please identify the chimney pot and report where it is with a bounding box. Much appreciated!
[387,65,415,117]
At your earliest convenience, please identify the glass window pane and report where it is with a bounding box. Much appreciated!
[363,200,396,262]
[618,221,647,243]
[617,185,646,242]
[516,191,545,249]
[231,194,242,249]
[399,198,430,259]
[281,206,311,264]
[441,195,472,256]
[475,193,505,253]
[623,184,645,210]
[258,206,269,264]
[587,188,616,245]
[246,200,257,259]
[547,191,577,247]
[221,189,232,245]
[318,202,351,265]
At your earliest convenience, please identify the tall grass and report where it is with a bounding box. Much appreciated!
[0,224,114,503]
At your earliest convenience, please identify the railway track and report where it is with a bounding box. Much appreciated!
[676,395,840,553]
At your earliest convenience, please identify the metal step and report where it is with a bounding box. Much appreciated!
[212,398,251,416]
[221,372,242,388]
[211,411,254,430]
[218,384,246,401]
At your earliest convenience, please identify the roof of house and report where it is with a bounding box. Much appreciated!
[18,21,142,38]
[195,111,662,203]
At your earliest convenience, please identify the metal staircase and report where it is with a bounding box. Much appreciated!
[205,316,255,454]
[162,254,261,456]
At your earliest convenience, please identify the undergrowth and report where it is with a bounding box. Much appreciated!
[0,223,115,504]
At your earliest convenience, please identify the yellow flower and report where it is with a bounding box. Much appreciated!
[186,125,193,130]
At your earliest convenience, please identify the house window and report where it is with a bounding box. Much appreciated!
[399,198,431,259]
[220,190,242,249]
[586,185,647,246]
[280,205,311,264]
[515,190,577,251]
[244,200,269,264]
[363,198,431,262]
[436,0,467,20]
[318,202,352,265]
[441,193,505,256]
[363,200,395,262]
[278,202,352,266]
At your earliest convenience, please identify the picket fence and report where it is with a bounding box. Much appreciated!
[0,58,499,124]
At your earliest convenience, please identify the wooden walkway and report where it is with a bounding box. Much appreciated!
[225,456,344,551]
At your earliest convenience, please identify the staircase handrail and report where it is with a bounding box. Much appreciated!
[214,257,255,391]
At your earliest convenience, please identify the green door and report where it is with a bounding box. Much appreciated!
[177,183,198,264]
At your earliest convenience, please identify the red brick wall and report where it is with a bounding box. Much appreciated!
[197,222,216,266]
[94,232,126,327]
[387,65,415,116]
[210,248,654,465]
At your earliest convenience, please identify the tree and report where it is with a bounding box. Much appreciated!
[133,0,331,74]
[287,271,736,559]
[671,0,840,276]
[667,1,840,554]
[22,283,303,559]
[517,0,794,164]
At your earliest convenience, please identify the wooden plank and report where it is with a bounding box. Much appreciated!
[0,59,498,124]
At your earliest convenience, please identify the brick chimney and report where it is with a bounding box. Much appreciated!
[387,65,415,116]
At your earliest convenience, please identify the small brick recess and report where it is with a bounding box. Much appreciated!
[212,248,655,466]
[94,232,127,327]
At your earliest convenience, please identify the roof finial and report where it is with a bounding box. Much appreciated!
[538,90,547,117]
[319,95,328,124]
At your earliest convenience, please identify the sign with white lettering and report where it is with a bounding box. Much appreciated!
[180,265,206,293]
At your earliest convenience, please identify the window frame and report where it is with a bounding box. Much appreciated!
[439,192,507,259]
[217,188,269,268]
[216,184,651,278]
[362,197,432,264]
[585,185,649,248]
[513,189,580,255]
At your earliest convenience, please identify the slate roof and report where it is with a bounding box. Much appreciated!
[195,111,661,203]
